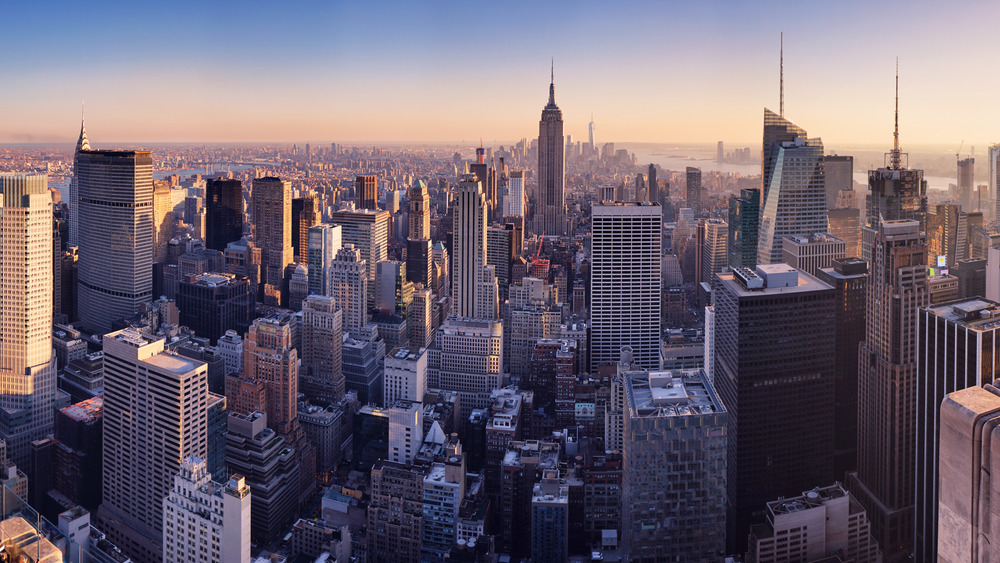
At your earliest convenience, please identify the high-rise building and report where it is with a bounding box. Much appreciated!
[300,295,345,402]
[427,317,503,417]
[757,110,827,265]
[648,163,658,204]
[329,207,390,305]
[406,238,432,289]
[622,368,727,561]
[506,171,525,217]
[715,264,836,551]
[451,175,498,320]
[76,150,154,333]
[828,198,862,257]
[701,219,728,289]
[409,181,430,240]
[824,155,854,209]
[535,67,566,236]
[589,202,662,371]
[331,244,368,334]
[251,177,292,306]
[162,457,251,563]
[384,347,428,406]
[913,298,1000,562]
[152,180,173,262]
[206,178,244,252]
[355,175,378,210]
[531,471,571,562]
[293,194,321,262]
[990,143,1000,222]
[97,328,208,563]
[486,226,512,304]
[243,314,298,435]
[342,325,386,405]
[0,174,57,467]
[847,219,928,562]
[176,272,254,344]
[306,223,342,296]
[387,399,423,465]
[728,188,760,269]
[958,156,976,212]
[685,167,702,214]
[367,460,425,563]
[926,203,967,267]
[781,233,847,277]
[816,257,868,477]
[410,286,434,349]
[68,114,90,248]
[746,484,881,563]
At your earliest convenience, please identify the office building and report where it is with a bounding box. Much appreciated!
[384,348,428,406]
[715,264,836,551]
[746,484,881,563]
[954,257,987,299]
[68,114,90,247]
[958,157,975,212]
[728,188,760,269]
[422,452,466,559]
[847,220,928,562]
[224,236,262,294]
[781,232,847,276]
[913,298,1000,561]
[828,202,862,258]
[216,330,243,376]
[329,207,390,305]
[152,180,173,262]
[990,144,1000,222]
[367,461,425,563]
[757,110,827,264]
[409,180,430,240]
[375,260,412,316]
[824,154,854,209]
[330,244,368,334]
[535,68,566,236]
[701,219,728,288]
[307,223,343,296]
[387,399,423,465]
[410,286,434,349]
[406,237,432,288]
[452,175,498,320]
[225,412,299,546]
[206,178,243,252]
[622,368,727,561]
[176,272,253,344]
[427,317,503,417]
[506,171,525,217]
[251,177,292,306]
[301,295,345,402]
[355,175,378,210]
[648,163,658,204]
[342,325,386,406]
[97,328,208,563]
[816,257,868,476]
[531,472,570,563]
[162,457,251,563]
[0,174,57,467]
[486,226,512,303]
[293,194,321,262]
[686,167,702,214]
[589,202,662,371]
[243,314,298,435]
[76,150,154,333]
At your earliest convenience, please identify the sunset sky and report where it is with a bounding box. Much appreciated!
[3,0,1000,148]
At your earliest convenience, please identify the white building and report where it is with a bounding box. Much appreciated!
[427,317,504,418]
[307,224,343,297]
[384,348,428,406]
[589,202,662,371]
[330,244,368,333]
[452,175,497,320]
[781,232,847,277]
[301,295,345,402]
[216,329,244,376]
[505,171,525,217]
[163,457,251,563]
[388,400,423,465]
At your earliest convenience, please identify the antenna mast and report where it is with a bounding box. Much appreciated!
[890,58,902,169]
[779,32,784,117]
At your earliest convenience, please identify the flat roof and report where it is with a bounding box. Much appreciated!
[717,268,832,297]
[61,396,103,423]
[143,352,203,374]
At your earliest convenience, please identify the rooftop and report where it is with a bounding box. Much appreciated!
[60,396,103,423]
[144,351,203,374]
[925,297,1000,331]
[625,368,725,419]
[719,266,832,297]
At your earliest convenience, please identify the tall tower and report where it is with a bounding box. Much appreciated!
[0,174,57,467]
[300,295,345,403]
[356,175,378,210]
[686,167,702,214]
[306,224,342,296]
[846,219,928,562]
[588,113,596,152]
[97,328,208,563]
[76,150,154,333]
[727,188,760,270]
[647,164,658,204]
[989,143,1000,222]
[68,109,90,248]
[536,63,566,236]
[451,175,497,320]
[589,202,662,371]
[408,181,430,240]
[206,178,244,252]
[243,314,298,436]
[251,177,292,307]
[406,181,432,288]
[330,244,368,333]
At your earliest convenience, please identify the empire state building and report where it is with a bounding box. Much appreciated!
[535,67,566,236]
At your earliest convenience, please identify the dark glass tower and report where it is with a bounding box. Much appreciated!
[727,188,760,269]
[205,178,243,251]
[685,166,702,214]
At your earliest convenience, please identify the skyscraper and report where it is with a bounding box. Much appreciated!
[728,188,760,269]
[714,264,836,551]
[97,328,208,563]
[406,181,432,289]
[846,219,928,562]
[408,181,430,240]
[990,143,1000,222]
[356,174,378,210]
[451,175,497,320]
[300,295,345,402]
[535,65,566,236]
[0,174,57,467]
[506,171,525,217]
[588,113,596,153]
[757,110,827,265]
[243,314,299,436]
[686,167,702,214]
[781,233,847,277]
[329,207,390,307]
[251,177,292,306]
[306,223,342,296]
[647,163,657,204]
[824,155,854,209]
[589,202,662,371]
[152,180,173,263]
[958,156,975,212]
[330,244,368,333]
[913,297,1000,561]
[427,317,503,417]
[206,178,244,252]
[293,193,320,262]
[68,112,90,248]
[76,150,154,333]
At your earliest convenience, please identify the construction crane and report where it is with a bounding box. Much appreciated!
[957,140,964,162]
[534,232,545,262]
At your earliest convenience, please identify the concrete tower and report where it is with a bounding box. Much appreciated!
[535,63,566,236]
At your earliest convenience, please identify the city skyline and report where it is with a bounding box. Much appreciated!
[4,1,1000,146]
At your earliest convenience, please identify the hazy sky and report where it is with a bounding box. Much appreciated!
[3,0,1000,149]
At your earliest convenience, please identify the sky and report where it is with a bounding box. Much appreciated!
[2,0,1000,149]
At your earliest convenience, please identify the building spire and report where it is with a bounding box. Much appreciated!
[547,58,556,107]
[889,58,902,170]
[76,101,91,153]
[779,32,784,117]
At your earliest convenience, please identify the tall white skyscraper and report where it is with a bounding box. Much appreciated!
[989,143,1000,222]
[97,328,209,563]
[384,347,428,406]
[589,202,662,371]
[76,150,154,333]
[162,457,252,563]
[505,171,525,217]
[0,174,57,467]
[757,110,828,265]
[452,174,498,320]
[306,223,342,296]
[331,244,368,333]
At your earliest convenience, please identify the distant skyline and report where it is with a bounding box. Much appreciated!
[4,1,1000,148]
